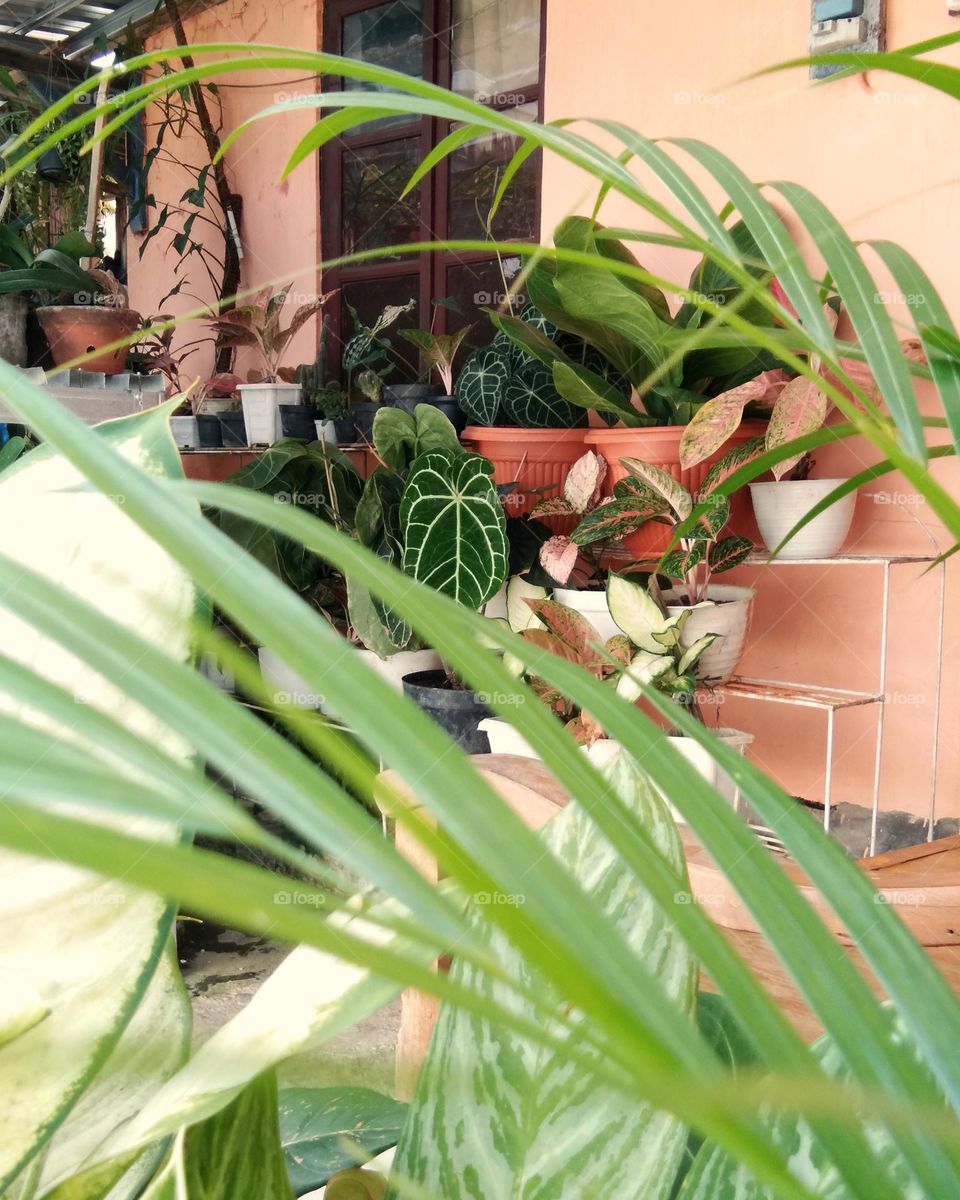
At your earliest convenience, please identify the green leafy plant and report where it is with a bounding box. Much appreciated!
[0,226,111,302]
[295,330,349,420]
[341,298,417,394]
[396,323,471,394]
[206,285,333,383]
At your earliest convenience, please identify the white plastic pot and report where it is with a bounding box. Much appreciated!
[170,415,199,448]
[661,584,754,684]
[314,418,338,445]
[259,645,442,713]
[552,587,620,641]
[750,478,856,560]
[239,382,302,446]
[478,717,538,758]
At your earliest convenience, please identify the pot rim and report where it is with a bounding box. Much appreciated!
[750,478,850,492]
[461,425,587,443]
[662,583,756,607]
[584,418,767,444]
[35,304,141,324]
[237,381,301,392]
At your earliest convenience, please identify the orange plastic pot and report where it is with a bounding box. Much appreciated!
[37,305,142,375]
[584,420,766,557]
[460,426,587,531]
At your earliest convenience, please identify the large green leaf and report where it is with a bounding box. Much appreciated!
[456,345,509,425]
[0,406,196,1193]
[501,360,583,428]
[279,1087,407,1196]
[389,747,695,1200]
[400,450,507,607]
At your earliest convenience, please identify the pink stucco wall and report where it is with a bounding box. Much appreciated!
[541,0,960,822]
[127,0,323,380]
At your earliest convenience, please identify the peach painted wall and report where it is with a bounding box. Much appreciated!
[126,0,324,380]
[542,0,960,823]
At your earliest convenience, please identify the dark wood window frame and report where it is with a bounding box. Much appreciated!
[320,0,547,375]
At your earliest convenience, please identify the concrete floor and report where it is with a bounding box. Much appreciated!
[181,926,401,1096]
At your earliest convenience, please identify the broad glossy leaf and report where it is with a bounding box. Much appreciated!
[389,748,695,1200]
[607,573,672,652]
[456,345,508,425]
[502,361,582,429]
[707,535,753,574]
[699,437,767,495]
[400,451,507,607]
[680,371,789,469]
[571,494,668,546]
[279,1087,407,1196]
[618,457,693,520]
[0,406,195,1192]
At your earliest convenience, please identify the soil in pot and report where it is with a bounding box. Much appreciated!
[219,413,247,447]
[36,305,142,375]
[402,669,492,753]
[750,479,856,559]
[279,404,319,440]
[196,414,223,447]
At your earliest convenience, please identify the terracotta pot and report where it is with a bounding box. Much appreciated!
[584,420,766,557]
[36,305,142,375]
[459,426,587,531]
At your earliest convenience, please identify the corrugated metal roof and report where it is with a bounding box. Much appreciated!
[0,0,171,61]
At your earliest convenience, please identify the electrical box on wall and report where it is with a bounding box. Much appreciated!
[809,0,884,75]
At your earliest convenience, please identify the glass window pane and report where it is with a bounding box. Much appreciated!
[341,0,425,131]
[451,0,541,103]
[341,138,422,263]
[443,257,529,367]
[447,103,539,242]
[340,276,422,383]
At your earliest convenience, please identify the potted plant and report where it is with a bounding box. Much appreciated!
[534,443,759,682]
[0,228,141,373]
[339,298,418,441]
[479,573,752,802]
[487,217,784,548]
[394,321,472,432]
[293,337,348,444]
[206,286,331,446]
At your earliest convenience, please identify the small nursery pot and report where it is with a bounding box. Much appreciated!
[170,415,199,449]
[750,479,856,560]
[279,404,318,440]
[239,381,301,445]
[385,385,465,434]
[218,413,247,447]
[36,304,142,374]
[315,418,338,445]
[661,584,754,684]
[196,414,223,447]
[335,401,381,444]
[402,669,492,753]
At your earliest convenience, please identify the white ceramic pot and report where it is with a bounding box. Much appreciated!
[170,415,199,448]
[478,717,538,758]
[552,587,619,641]
[314,418,338,445]
[239,382,302,446]
[750,478,856,560]
[661,584,754,684]
[358,647,442,690]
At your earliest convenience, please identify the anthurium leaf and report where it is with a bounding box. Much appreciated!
[618,458,693,520]
[0,405,195,1193]
[411,404,463,457]
[400,451,507,608]
[371,408,417,473]
[388,748,695,1200]
[708,536,754,574]
[279,1088,407,1196]
[456,345,509,425]
[502,361,583,428]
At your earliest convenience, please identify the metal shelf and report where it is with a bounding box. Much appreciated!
[744,551,939,566]
[718,678,883,711]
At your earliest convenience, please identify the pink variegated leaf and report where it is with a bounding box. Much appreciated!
[565,713,605,745]
[679,370,791,470]
[538,534,580,585]
[808,303,841,375]
[561,451,607,513]
[770,277,799,324]
[766,375,829,480]
[524,598,604,664]
[530,496,577,519]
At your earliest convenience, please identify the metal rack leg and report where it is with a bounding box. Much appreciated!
[824,709,835,834]
[869,563,892,857]
[928,559,947,841]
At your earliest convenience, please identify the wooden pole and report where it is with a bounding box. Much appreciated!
[81,70,111,265]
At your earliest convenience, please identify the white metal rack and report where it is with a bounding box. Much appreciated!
[717,552,947,855]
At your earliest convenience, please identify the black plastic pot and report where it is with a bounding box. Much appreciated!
[218,413,247,447]
[196,414,223,447]
[384,382,443,408]
[279,404,319,440]
[401,669,492,753]
[335,400,381,444]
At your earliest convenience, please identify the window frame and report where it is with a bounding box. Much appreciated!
[320,0,547,373]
